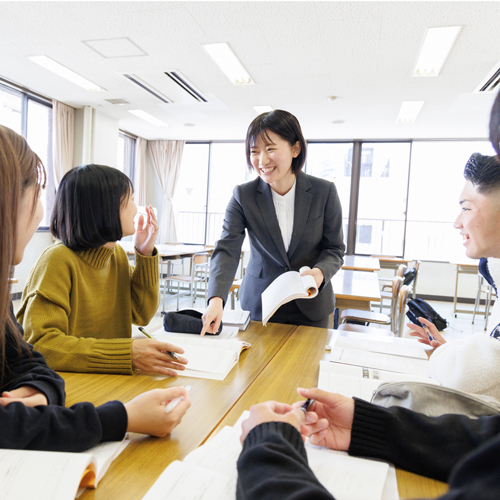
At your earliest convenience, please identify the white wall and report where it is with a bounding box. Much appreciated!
[93,110,119,168]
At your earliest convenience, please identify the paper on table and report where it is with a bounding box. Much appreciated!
[382,466,399,500]
[318,370,382,401]
[330,347,429,377]
[334,336,428,360]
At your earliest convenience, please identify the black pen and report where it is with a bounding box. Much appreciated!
[300,398,315,412]
[138,326,181,361]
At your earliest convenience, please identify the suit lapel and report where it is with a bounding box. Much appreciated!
[288,173,313,259]
[256,178,290,267]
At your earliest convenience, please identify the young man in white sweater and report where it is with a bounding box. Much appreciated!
[409,152,500,400]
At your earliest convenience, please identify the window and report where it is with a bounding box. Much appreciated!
[355,142,411,256]
[0,81,54,228]
[174,143,210,244]
[406,141,496,261]
[116,132,136,181]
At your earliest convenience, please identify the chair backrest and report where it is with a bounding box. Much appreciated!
[370,255,397,259]
[390,276,404,331]
[396,285,411,337]
[396,264,407,278]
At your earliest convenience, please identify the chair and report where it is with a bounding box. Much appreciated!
[340,276,403,332]
[472,274,497,331]
[162,252,210,310]
[379,264,407,312]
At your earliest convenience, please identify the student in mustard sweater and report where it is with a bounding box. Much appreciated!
[17,164,187,376]
[0,125,190,450]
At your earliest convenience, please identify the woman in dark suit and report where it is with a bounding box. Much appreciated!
[201,110,345,333]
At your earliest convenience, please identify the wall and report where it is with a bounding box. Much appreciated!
[93,110,118,168]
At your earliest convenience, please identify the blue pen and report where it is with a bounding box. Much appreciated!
[138,326,180,361]
[422,324,435,343]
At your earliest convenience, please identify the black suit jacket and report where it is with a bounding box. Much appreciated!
[207,172,345,322]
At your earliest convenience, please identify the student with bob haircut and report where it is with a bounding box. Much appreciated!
[0,124,190,451]
[201,110,345,334]
[18,164,188,376]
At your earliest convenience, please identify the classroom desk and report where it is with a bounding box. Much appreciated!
[342,255,380,272]
[212,326,448,500]
[119,241,209,260]
[60,321,296,500]
[378,257,413,273]
[333,269,381,312]
[451,261,479,316]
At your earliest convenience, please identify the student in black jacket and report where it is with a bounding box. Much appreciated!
[0,124,190,451]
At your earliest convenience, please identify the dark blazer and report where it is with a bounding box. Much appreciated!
[208,173,345,322]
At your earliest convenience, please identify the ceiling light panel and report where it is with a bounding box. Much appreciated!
[396,101,424,124]
[413,26,462,77]
[83,38,147,58]
[203,43,254,85]
[28,56,105,91]
[128,110,169,127]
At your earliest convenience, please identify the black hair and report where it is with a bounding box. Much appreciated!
[490,89,500,158]
[50,164,133,251]
[463,153,500,194]
[245,110,307,173]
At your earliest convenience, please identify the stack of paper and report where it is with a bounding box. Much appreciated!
[222,309,251,331]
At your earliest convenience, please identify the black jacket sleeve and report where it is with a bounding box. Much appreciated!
[236,422,333,500]
[349,398,500,482]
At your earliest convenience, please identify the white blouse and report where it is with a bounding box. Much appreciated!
[271,180,296,252]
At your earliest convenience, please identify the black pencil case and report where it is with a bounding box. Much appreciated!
[161,309,222,335]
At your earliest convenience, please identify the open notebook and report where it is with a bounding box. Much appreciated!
[140,411,398,500]
[0,439,129,500]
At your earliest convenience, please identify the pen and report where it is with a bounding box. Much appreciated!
[300,398,315,413]
[165,385,191,413]
[422,324,435,343]
[138,326,181,361]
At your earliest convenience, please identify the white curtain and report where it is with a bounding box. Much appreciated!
[134,137,148,206]
[148,140,185,243]
[52,100,75,188]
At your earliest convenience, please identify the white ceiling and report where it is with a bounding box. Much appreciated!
[1,1,499,141]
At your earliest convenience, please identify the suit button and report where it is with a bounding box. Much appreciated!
[284,267,289,271]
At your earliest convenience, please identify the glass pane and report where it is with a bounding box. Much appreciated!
[406,141,496,261]
[0,85,22,134]
[116,133,135,181]
[174,144,210,244]
[356,142,411,256]
[116,135,125,172]
[207,143,256,246]
[305,143,352,247]
[27,99,53,228]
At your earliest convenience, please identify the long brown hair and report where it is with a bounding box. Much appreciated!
[0,125,46,382]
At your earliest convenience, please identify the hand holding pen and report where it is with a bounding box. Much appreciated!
[407,317,446,349]
[131,328,188,377]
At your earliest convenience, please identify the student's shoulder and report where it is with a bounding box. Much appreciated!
[37,241,76,265]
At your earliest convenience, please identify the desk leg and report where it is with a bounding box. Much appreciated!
[453,265,459,317]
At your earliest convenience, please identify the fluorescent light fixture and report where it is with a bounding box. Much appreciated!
[413,26,461,77]
[203,43,254,85]
[28,55,105,91]
[253,106,273,114]
[396,101,425,124]
[128,109,169,127]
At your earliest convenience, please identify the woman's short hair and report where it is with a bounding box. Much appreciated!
[463,153,500,194]
[50,164,133,251]
[245,110,307,174]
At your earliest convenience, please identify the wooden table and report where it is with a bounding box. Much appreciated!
[333,269,381,311]
[378,257,413,273]
[342,255,380,272]
[119,241,209,260]
[451,261,479,316]
[62,322,295,500]
[212,326,448,500]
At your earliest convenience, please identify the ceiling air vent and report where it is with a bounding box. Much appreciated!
[123,71,208,104]
[104,98,130,105]
[476,62,500,93]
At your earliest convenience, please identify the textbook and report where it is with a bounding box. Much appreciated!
[222,309,251,331]
[0,439,129,500]
[154,332,251,380]
[261,266,318,326]
[140,411,397,500]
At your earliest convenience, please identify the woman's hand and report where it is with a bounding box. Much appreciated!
[294,388,354,451]
[134,205,158,256]
[0,386,48,407]
[300,267,325,289]
[407,317,446,349]
[240,401,306,444]
[201,297,224,336]
[132,339,188,376]
[125,387,191,436]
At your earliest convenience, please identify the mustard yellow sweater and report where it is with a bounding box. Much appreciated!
[17,242,159,375]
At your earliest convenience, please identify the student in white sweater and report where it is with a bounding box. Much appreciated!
[409,153,500,400]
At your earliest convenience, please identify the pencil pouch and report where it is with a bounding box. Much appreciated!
[161,309,222,335]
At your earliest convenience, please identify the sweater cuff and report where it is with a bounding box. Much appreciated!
[348,398,391,459]
[133,248,159,287]
[23,381,65,406]
[244,421,307,459]
[89,339,134,374]
[96,401,128,442]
